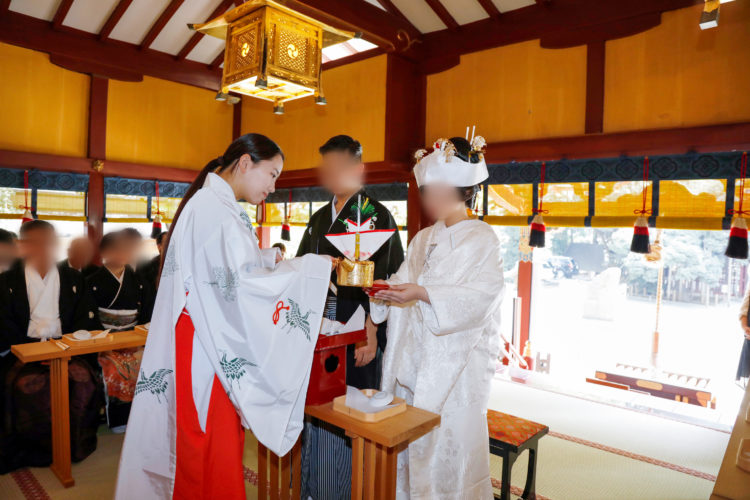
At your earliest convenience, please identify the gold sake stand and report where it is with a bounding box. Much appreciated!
[336,232,374,287]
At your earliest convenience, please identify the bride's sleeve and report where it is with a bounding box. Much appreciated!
[186,220,330,456]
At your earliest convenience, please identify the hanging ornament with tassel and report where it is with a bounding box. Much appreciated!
[726,152,749,259]
[631,157,652,254]
[19,170,34,227]
[529,161,547,248]
[151,180,164,239]
[281,191,291,241]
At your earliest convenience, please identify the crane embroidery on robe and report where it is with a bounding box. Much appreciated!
[205,266,240,302]
[134,369,173,404]
[219,351,256,388]
[282,298,313,341]
[239,210,254,232]
[161,243,178,277]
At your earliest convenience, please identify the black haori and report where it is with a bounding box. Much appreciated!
[529,214,546,248]
[630,216,650,254]
[726,217,748,259]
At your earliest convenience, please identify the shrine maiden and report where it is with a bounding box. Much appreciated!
[115,134,332,499]
[371,135,504,499]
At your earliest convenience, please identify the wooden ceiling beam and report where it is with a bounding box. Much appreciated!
[417,0,702,73]
[209,51,224,70]
[424,0,459,30]
[99,0,134,41]
[0,10,221,89]
[374,0,421,32]
[52,0,74,29]
[140,0,184,49]
[176,0,234,60]
[477,0,501,19]
[0,0,10,13]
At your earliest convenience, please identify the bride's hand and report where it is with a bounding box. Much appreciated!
[374,283,429,304]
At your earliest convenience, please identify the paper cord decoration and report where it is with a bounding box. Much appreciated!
[325,229,395,261]
[20,170,34,227]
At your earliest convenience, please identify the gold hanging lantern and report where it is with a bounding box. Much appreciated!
[190,0,356,112]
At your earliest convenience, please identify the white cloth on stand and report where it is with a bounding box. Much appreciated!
[371,219,504,500]
[25,264,62,340]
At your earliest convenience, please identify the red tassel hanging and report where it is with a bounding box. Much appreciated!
[281,191,291,241]
[151,181,163,239]
[631,157,652,254]
[726,152,749,259]
[20,170,34,227]
[529,162,547,248]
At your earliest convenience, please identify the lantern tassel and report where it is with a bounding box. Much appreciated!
[529,214,546,248]
[281,192,291,241]
[630,216,651,254]
[151,213,163,239]
[725,217,748,259]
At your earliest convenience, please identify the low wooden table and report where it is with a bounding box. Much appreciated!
[257,402,440,500]
[11,330,146,488]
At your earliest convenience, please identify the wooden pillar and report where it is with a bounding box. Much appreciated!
[87,76,108,256]
[584,41,605,135]
[517,260,533,349]
[384,54,427,241]
[256,226,271,249]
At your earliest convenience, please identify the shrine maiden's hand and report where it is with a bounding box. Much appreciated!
[374,283,429,304]
[354,316,378,367]
[741,316,750,339]
[322,255,340,271]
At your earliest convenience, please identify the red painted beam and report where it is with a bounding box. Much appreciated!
[209,51,224,70]
[176,0,234,60]
[374,0,420,32]
[275,161,410,188]
[52,0,74,29]
[0,0,10,12]
[49,53,143,82]
[483,122,750,164]
[0,149,200,183]
[99,0,134,41]
[424,0,459,30]
[88,76,109,159]
[0,11,222,90]
[140,0,184,49]
[477,0,502,19]
[584,41,605,134]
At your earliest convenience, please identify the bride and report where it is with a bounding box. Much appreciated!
[370,135,504,499]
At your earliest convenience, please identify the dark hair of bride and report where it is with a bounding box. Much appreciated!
[159,133,284,275]
[449,136,481,208]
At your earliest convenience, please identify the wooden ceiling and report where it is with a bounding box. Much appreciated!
[0,0,702,90]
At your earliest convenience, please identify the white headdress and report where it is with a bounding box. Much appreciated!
[413,134,488,188]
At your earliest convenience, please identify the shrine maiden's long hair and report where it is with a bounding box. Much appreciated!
[160,133,284,275]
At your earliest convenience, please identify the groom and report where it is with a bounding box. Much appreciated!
[297,135,404,499]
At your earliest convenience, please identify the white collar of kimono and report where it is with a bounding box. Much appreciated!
[434,219,477,250]
[205,172,239,207]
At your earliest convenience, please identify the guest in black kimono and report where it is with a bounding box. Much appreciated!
[297,135,404,499]
[0,220,101,473]
[59,237,98,277]
[0,229,18,273]
[136,230,165,318]
[87,231,151,431]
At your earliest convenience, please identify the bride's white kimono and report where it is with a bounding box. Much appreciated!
[371,218,504,500]
[115,173,330,499]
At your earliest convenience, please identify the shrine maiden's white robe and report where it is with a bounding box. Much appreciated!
[115,173,330,499]
[371,219,504,500]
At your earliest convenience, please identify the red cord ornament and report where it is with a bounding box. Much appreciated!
[726,152,749,259]
[630,157,652,254]
[529,162,548,248]
[151,181,164,239]
[19,170,34,227]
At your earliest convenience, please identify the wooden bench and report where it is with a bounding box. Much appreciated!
[487,409,548,500]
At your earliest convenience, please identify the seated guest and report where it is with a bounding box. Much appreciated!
[136,230,165,318]
[120,227,144,270]
[87,231,150,431]
[0,220,102,474]
[60,236,98,277]
[0,228,18,272]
